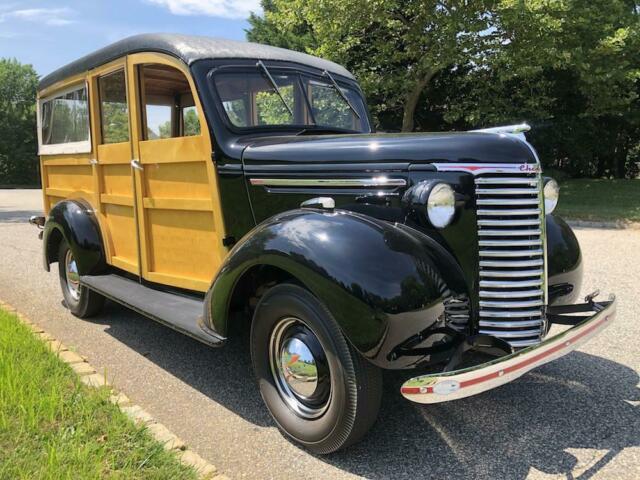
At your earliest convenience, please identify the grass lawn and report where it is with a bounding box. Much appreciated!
[555,179,640,223]
[0,308,198,479]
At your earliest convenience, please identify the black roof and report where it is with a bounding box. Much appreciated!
[38,33,355,91]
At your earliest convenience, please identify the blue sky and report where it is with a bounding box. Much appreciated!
[0,0,261,77]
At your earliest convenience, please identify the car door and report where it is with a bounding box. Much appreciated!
[126,53,227,292]
[89,60,140,275]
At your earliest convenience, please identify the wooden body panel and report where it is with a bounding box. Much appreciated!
[38,53,228,292]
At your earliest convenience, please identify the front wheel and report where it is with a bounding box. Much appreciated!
[58,240,105,318]
[251,284,382,454]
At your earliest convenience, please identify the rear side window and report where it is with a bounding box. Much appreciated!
[98,70,129,144]
[138,64,201,140]
[39,84,91,154]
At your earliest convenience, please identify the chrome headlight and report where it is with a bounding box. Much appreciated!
[543,178,560,214]
[427,183,456,228]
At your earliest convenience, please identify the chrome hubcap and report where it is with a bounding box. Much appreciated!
[269,318,331,419]
[64,249,80,301]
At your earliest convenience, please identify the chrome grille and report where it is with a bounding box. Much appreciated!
[475,173,545,347]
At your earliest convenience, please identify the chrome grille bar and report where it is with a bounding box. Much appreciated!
[480,279,543,288]
[478,219,540,227]
[479,239,542,247]
[478,208,541,216]
[475,171,545,347]
[479,249,544,257]
[477,198,540,206]
[475,188,540,195]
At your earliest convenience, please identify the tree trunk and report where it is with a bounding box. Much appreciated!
[401,71,436,132]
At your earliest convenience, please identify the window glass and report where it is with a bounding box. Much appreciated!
[98,70,129,144]
[222,98,247,127]
[213,71,369,132]
[41,85,90,145]
[255,78,295,125]
[182,106,201,136]
[308,80,358,130]
[139,64,201,140]
[146,104,172,139]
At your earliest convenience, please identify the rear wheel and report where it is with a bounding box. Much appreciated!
[58,240,105,318]
[251,284,382,454]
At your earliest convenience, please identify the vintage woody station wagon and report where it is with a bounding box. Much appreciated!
[31,34,616,453]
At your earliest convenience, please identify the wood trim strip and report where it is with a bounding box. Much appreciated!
[142,197,213,211]
[100,193,134,207]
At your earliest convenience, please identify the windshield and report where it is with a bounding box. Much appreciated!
[213,70,370,133]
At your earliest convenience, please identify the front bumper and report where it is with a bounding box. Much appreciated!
[401,296,616,404]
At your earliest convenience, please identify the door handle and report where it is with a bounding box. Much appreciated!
[131,159,144,171]
[89,158,98,165]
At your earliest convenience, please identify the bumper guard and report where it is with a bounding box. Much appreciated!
[401,295,616,404]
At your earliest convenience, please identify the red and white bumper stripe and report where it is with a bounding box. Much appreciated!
[400,297,616,404]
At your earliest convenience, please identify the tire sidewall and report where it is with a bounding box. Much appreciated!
[251,284,357,449]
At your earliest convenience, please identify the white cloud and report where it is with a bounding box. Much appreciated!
[146,0,261,19]
[0,7,75,26]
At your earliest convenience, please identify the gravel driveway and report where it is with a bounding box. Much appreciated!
[1,189,638,479]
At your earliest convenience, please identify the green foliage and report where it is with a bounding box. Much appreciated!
[101,102,129,144]
[0,59,39,185]
[256,84,295,124]
[247,0,640,178]
[555,178,640,222]
[183,107,201,136]
[0,308,197,479]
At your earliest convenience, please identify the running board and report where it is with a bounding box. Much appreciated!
[80,274,224,347]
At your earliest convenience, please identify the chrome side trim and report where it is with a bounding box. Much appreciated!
[432,163,541,175]
[249,177,407,187]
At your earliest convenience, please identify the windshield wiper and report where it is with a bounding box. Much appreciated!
[256,60,293,117]
[322,70,361,119]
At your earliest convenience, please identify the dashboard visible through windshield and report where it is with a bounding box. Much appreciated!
[212,68,370,133]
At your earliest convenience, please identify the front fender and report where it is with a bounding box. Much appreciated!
[207,208,468,368]
[43,200,106,275]
[546,214,583,305]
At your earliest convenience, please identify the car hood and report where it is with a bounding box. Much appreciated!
[241,132,537,166]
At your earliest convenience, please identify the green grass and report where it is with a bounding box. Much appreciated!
[555,178,640,223]
[0,308,198,480]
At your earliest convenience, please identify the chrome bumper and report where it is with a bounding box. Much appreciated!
[401,296,616,404]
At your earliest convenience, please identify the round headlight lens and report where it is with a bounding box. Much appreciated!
[427,183,456,228]
[544,178,560,214]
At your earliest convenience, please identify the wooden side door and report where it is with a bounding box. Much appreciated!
[88,60,139,275]
[127,53,227,292]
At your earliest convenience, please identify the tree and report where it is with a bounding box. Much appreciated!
[249,0,496,132]
[247,0,640,177]
[445,0,640,177]
[0,59,39,185]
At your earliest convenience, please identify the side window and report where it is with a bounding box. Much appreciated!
[98,69,129,144]
[40,84,90,150]
[139,64,201,140]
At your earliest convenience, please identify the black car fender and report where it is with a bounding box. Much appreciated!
[206,208,469,368]
[546,214,583,305]
[42,199,106,276]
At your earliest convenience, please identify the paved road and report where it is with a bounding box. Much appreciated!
[1,189,638,479]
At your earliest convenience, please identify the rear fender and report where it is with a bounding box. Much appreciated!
[206,208,468,368]
[43,200,106,275]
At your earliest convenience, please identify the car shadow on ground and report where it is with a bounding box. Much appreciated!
[91,301,639,480]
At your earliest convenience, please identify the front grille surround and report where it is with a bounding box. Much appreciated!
[474,172,547,347]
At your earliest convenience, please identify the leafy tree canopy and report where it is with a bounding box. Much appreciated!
[247,0,640,177]
[0,59,39,185]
